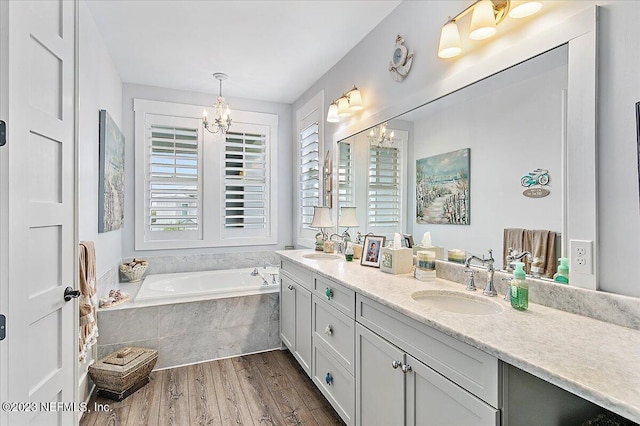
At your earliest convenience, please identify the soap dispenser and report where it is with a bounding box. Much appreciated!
[553,258,569,284]
[345,242,354,262]
[510,262,528,311]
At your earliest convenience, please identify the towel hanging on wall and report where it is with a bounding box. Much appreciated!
[79,241,99,363]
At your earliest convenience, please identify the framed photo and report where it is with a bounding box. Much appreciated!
[361,235,386,268]
[403,234,414,248]
[98,109,125,233]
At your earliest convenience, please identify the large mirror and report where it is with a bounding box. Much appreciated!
[338,45,568,277]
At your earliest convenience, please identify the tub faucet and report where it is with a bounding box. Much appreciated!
[263,261,279,269]
[464,249,497,297]
[505,248,532,272]
[251,267,259,276]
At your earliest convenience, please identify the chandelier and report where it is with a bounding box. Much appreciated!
[368,123,395,148]
[202,72,232,134]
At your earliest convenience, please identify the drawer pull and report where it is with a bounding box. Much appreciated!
[401,363,412,374]
[287,284,294,290]
[325,287,333,300]
[324,325,333,336]
[391,360,401,369]
[325,372,333,386]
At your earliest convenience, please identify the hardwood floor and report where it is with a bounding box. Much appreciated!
[80,349,346,426]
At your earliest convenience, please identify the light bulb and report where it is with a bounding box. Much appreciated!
[509,1,542,18]
[470,0,497,40]
[438,21,462,58]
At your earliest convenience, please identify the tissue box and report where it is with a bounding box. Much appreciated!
[380,247,413,274]
[412,245,444,260]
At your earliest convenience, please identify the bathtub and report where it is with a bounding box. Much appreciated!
[135,267,279,303]
[97,266,281,369]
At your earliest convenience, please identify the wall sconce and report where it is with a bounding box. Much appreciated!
[437,0,542,59]
[327,86,363,123]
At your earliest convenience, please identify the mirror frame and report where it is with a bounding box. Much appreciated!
[332,7,598,290]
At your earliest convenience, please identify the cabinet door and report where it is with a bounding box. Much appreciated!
[406,354,499,426]
[280,274,296,350]
[356,324,405,426]
[294,281,312,375]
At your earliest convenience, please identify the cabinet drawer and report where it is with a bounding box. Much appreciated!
[357,294,500,408]
[313,344,355,426]
[313,274,355,318]
[313,297,355,373]
[280,259,312,290]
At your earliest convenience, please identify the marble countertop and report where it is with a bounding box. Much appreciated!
[278,250,640,423]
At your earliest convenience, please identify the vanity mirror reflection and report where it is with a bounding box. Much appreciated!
[338,45,568,277]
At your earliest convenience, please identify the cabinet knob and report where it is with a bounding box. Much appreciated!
[287,284,294,290]
[324,325,333,336]
[391,360,401,369]
[325,287,333,300]
[325,372,333,386]
[401,363,412,374]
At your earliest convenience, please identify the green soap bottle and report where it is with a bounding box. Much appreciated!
[510,262,528,311]
[553,258,569,284]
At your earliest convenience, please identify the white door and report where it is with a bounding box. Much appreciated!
[0,1,77,425]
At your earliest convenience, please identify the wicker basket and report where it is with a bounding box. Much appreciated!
[120,259,148,282]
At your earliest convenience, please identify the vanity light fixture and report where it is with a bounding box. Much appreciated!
[326,86,363,123]
[202,72,232,134]
[437,0,543,59]
[368,122,395,148]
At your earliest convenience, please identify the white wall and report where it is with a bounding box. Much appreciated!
[294,1,639,297]
[77,0,123,402]
[120,83,293,259]
[409,46,567,266]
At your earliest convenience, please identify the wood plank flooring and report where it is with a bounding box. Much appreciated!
[80,350,346,426]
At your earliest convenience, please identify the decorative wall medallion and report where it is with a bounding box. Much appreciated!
[389,34,414,82]
[521,168,550,198]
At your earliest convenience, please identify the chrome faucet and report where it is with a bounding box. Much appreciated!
[329,233,345,254]
[263,261,279,269]
[251,267,259,276]
[464,249,497,297]
[505,248,532,272]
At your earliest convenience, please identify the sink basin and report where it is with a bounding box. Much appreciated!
[411,290,503,315]
[302,253,342,260]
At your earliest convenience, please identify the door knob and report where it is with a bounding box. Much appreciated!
[64,286,81,302]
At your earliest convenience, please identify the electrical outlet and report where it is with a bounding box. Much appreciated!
[570,240,593,275]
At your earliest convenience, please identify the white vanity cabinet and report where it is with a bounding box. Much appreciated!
[311,274,356,426]
[356,295,500,426]
[280,260,313,376]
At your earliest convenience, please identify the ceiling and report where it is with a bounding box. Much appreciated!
[85,0,402,104]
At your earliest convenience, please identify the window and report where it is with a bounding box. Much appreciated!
[338,141,353,209]
[296,92,324,248]
[134,99,278,250]
[368,143,401,229]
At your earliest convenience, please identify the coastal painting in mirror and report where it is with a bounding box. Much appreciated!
[98,109,125,233]
[416,148,470,225]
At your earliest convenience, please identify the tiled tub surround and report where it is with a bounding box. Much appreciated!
[279,250,640,423]
[123,250,281,277]
[97,291,280,369]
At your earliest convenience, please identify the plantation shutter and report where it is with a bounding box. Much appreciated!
[338,141,353,209]
[368,144,400,228]
[147,123,200,237]
[224,130,267,229]
[299,118,320,229]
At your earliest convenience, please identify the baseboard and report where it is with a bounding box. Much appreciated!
[152,346,282,371]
